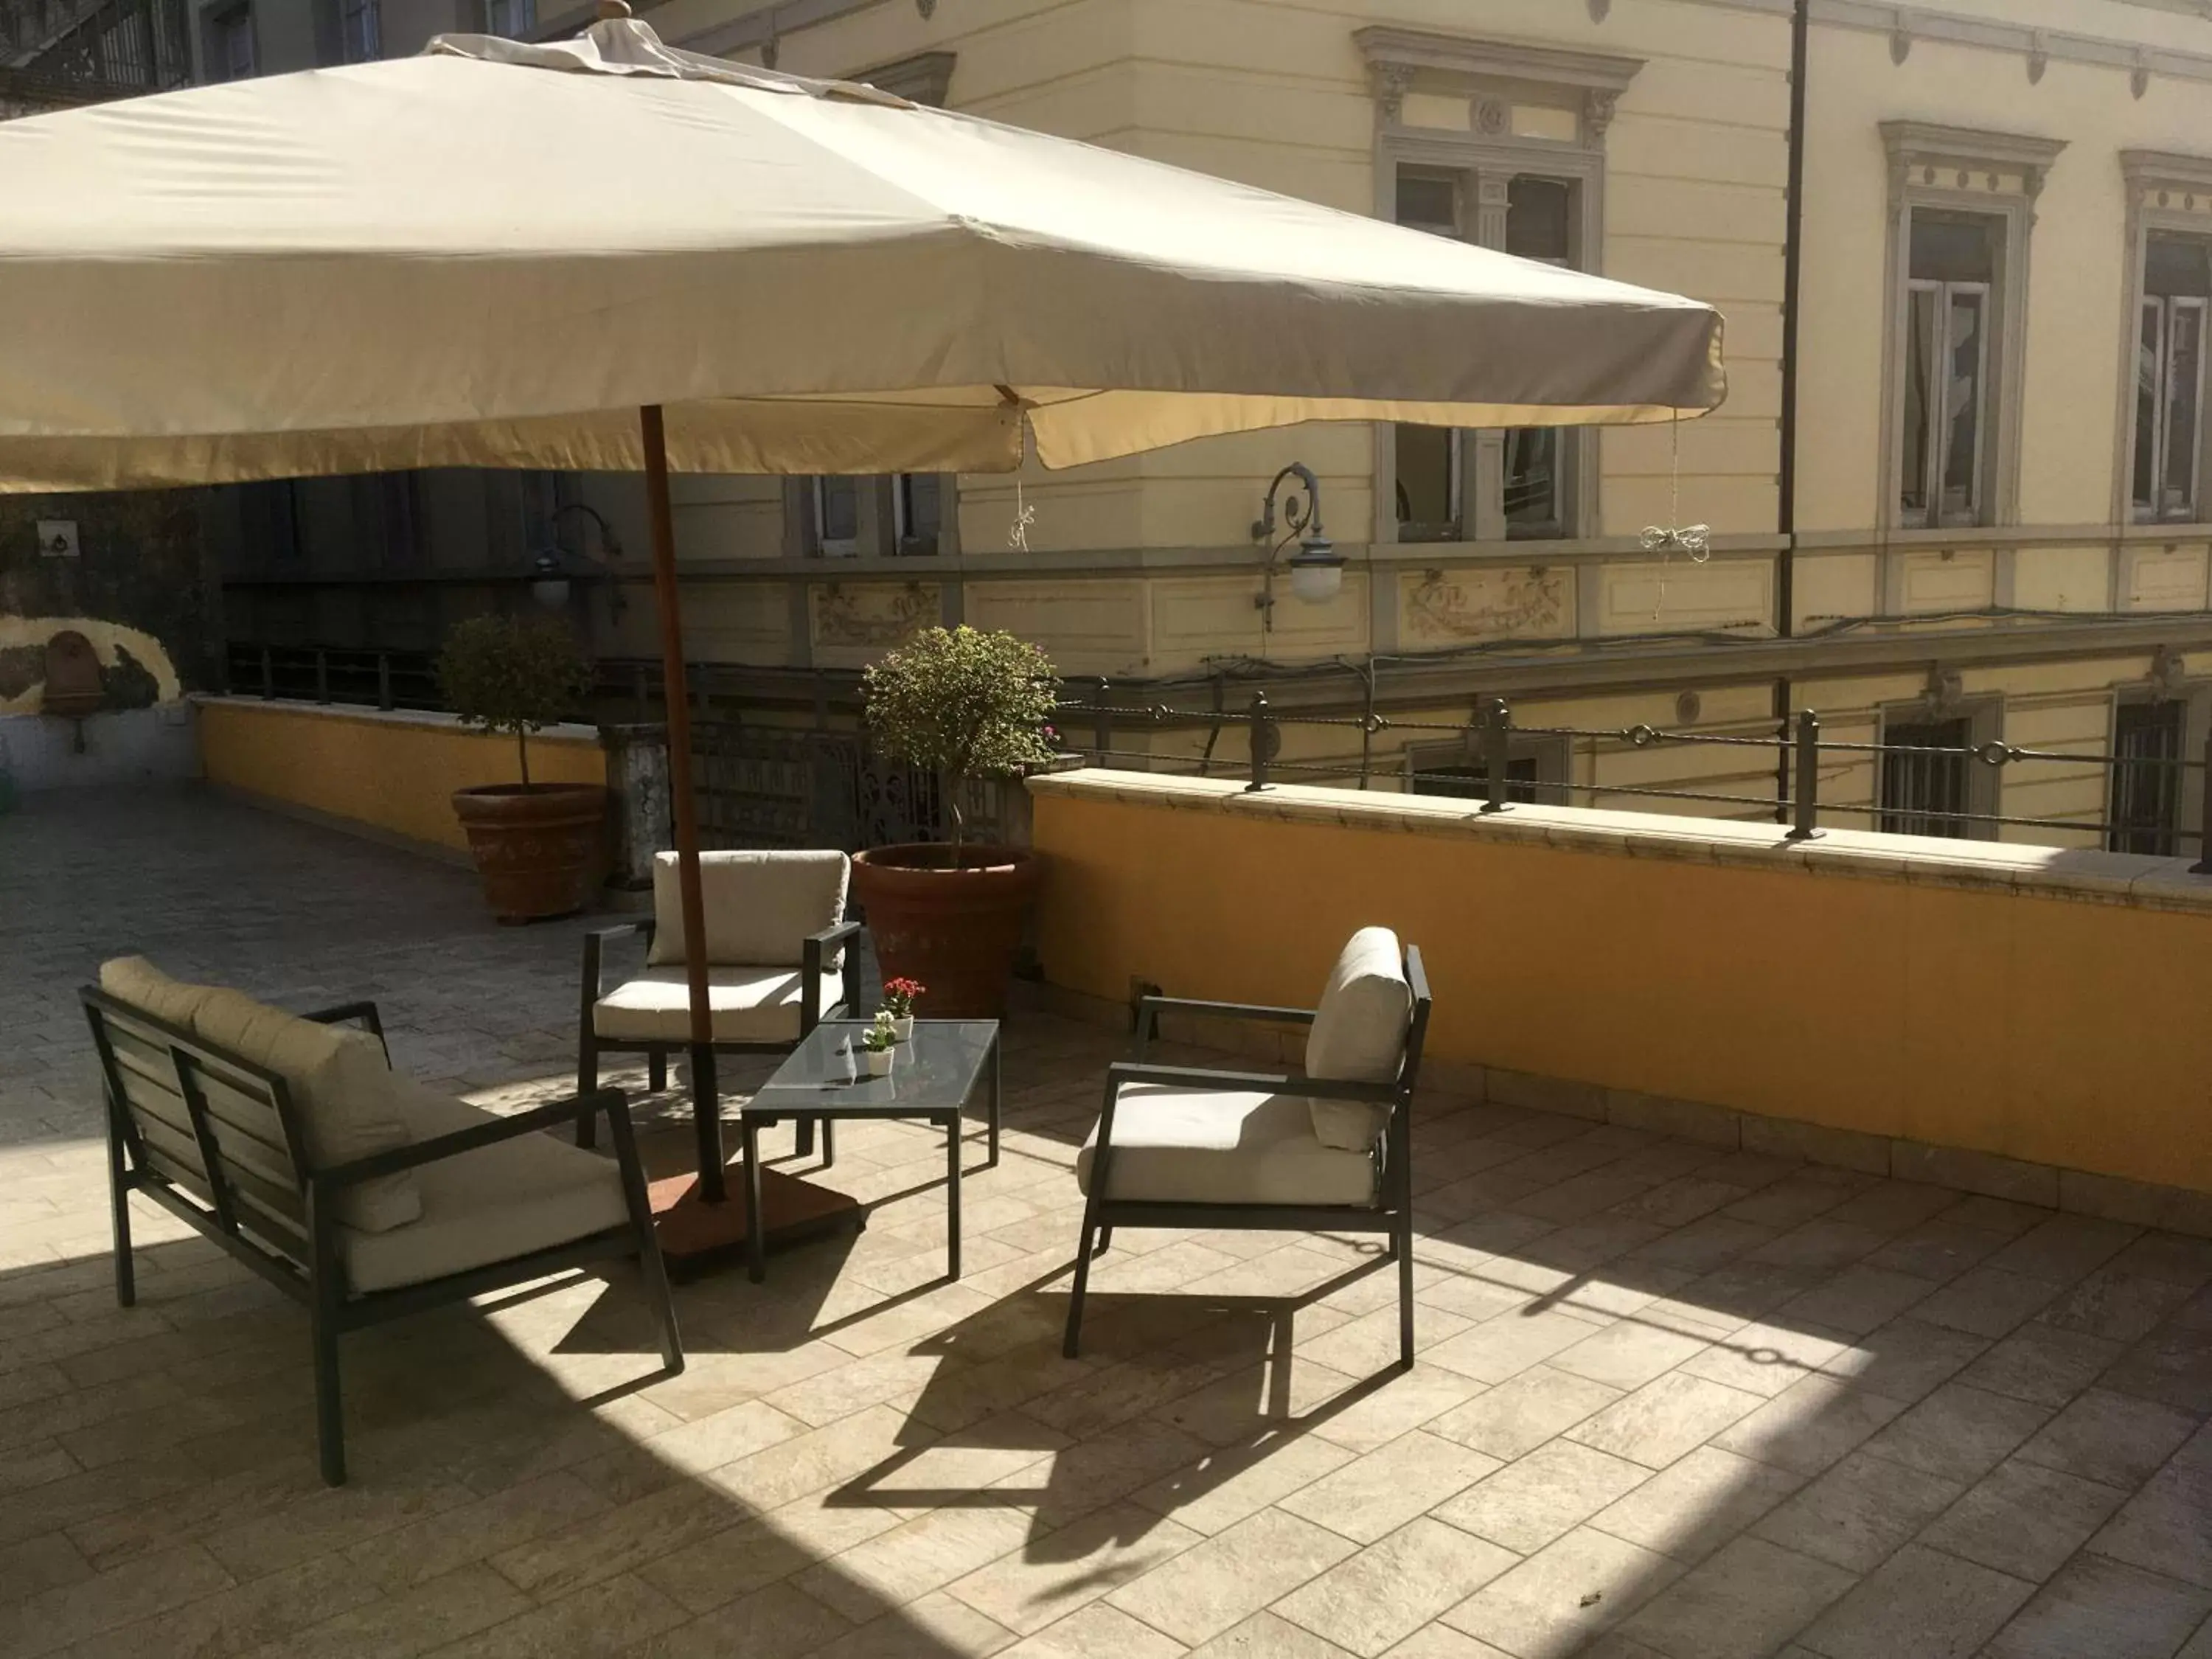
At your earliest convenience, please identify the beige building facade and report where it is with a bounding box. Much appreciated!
[222,0,2212,849]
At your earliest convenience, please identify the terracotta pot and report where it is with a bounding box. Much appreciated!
[451,783,608,923]
[850,844,1041,1018]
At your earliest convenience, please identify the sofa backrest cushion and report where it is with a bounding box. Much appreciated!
[190,988,422,1233]
[1304,927,1413,1152]
[647,849,850,970]
[100,956,218,1032]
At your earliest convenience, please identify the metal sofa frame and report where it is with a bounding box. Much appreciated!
[83,987,681,1486]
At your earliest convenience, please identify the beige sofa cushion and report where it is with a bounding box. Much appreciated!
[1077,1084,1379,1208]
[1303,928,1412,1152]
[646,849,849,969]
[99,956,219,1032]
[594,965,844,1045]
[340,1076,630,1294]
[190,987,422,1233]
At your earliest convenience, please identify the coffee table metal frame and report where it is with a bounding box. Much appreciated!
[740,1019,1001,1283]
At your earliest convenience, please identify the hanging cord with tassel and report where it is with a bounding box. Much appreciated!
[1642,407,1711,620]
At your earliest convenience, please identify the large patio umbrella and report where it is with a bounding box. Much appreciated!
[0,4,1726,1218]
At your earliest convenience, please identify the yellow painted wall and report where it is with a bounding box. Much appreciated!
[197,699,606,854]
[1029,774,2212,1195]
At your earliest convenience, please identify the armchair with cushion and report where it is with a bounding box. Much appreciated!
[85,956,681,1486]
[578,848,860,1158]
[1063,927,1430,1368]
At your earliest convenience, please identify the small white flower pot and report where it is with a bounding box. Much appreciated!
[889,1015,915,1041]
[863,1046,895,1077]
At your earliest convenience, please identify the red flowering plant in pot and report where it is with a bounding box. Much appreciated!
[437,614,605,923]
[853,626,1060,1018]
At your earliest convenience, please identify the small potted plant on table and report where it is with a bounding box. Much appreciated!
[882,977,925,1041]
[861,1012,899,1077]
[852,626,1060,1018]
[438,614,606,923]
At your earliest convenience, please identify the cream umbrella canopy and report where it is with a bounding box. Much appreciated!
[0,7,1725,1201]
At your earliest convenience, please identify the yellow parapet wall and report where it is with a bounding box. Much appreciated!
[197,697,606,855]
[1028,770,2212,1202]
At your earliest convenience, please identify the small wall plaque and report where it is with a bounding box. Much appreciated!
[36,519,80,557]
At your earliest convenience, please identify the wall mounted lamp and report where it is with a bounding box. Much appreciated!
[531,500,628,619]
[1251,462,1346,627]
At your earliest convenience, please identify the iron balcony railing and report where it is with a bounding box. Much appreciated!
[1054,690,2212,869]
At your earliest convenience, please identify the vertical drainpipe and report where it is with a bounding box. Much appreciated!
[1774,0,1810,823]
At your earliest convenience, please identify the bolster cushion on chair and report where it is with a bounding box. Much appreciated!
[645,849,850,970]
[189,987,422,1233]
[100,956,220,1031]
[1077,1085,1380,1207]
[338,1076,630,1294]
[1303,927,1413,1152]
[593,966,846,1045]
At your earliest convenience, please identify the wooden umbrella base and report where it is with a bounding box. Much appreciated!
[649,1162,864,1276]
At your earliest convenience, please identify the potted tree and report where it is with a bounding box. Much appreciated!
[438,614,607,923]
[853,625,1058,1017]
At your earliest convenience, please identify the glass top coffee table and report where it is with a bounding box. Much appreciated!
[740,1020,1001,1283]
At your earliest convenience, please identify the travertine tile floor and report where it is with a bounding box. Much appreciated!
[3,787,2211,1658]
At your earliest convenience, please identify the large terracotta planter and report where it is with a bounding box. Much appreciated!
[451,783,608,923]
[850,844,1041,1018]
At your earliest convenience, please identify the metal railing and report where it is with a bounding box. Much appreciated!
[1055,690,2212,867]
[223,643,443,712]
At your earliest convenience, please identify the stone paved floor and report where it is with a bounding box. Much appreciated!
[4,787,2212,1658]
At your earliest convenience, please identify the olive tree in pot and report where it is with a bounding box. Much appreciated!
[439,615,607,923]
[853,625,1060,1017]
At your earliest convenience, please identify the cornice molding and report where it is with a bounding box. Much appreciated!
[1815,0,2212,91]
[1881,120,2070,186]
[849,47,953,105]
[1352,25,1644,134]
[2122,148,2212,199]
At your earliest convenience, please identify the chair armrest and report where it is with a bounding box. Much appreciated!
[803,919,865,1034]
[1105,1060,1397,1105]
[1137,995,1316,1026]
[304,1001,387,1062]
[582,918,655,1001]
[319,1088,628,1189]
[304,1001,383,1037]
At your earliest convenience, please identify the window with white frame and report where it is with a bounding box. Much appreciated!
[1391,167,1588,543]
[338,0,380,61]
[810,478,860,557]
[2135,233,2210,524]
[804,474,946,558]
[1360,27,1634,549]
[206,2,254,80]
[2110,697,2187,854]
[1877,695,2001,840]
[1899,212,2000,529]
[1878,125,2062,534]
[484,0,535,39]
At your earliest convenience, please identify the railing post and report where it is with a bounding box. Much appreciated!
[260,645,274,700]
[1093,677,1112,761]
[1245,692,1272,793]
[2193,722,2212,874]
[1788,709,1821,840]
[376,652,394,712]
[313,649,330,706]
[1481,696,1512,814]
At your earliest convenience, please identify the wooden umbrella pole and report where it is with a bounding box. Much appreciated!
[640,404,725,1203]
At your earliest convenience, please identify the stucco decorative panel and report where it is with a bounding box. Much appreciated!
[1891,549,1995,614]
[2011,546,2110,613]
[2121,545,2211,612]
[1398,567,1571,644]
[681,583,792,665]
[807,580,939,667]
[963,580,1147,675]
[1597,560,1771,636]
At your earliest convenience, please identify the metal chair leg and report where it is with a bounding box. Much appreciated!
[1093,1226,1113,1257]
[576,1032,599,1150]
[107,1126,135,1308]
[312,1311,346,1486]
[1397,1214,1416,1371]
[649,1050,667,1093]
[1063,1221,1097,1358]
